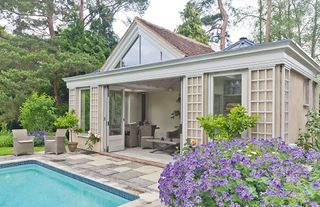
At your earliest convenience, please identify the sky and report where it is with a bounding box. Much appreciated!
[0,0,257,47]
[113,0,257,46]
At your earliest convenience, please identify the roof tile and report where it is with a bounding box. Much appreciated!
[135,17,214,57]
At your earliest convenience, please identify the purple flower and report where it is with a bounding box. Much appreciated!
[311,180,320,189]
[158,138,320,206]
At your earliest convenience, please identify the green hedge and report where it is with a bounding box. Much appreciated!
[0,133,13,147]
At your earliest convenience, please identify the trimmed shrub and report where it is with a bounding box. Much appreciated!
[159,138,320,206]
[197,105,257,141]
[19,92,56,132]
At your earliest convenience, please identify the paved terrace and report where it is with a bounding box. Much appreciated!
[0,152,166,207]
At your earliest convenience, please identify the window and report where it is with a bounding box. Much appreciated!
[214,75,242,114]
[80,89,90,132]
[140,35,162,64]
[115,35,167,68]
[122,37,140,67]
[303,79,310,106]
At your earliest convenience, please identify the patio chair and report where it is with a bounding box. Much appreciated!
[125,123,139,147]
[140,124,157,149]
[166,128,180,140]
[12,129,34,156]
[44,129,67,154]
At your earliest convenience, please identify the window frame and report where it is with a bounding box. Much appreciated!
[79,88,91,133]
[115,34,164,68]
[208,71,248,115]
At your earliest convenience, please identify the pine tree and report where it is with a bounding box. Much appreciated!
[176,2,209,45]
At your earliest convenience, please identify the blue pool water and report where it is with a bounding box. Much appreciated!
[0,162,133,207]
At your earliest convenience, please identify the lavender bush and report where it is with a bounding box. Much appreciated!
[159,138,320,207]
[29,130,48,146]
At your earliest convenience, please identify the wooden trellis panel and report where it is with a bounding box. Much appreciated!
[90,87,99,132]
[186,76,203,144]
[69,89,77,112]
[250,68,275,139]
[281,67,290,141]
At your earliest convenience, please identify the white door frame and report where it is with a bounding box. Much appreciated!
[106,86,126,152]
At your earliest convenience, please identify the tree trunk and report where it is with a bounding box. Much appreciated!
[217,0,228,50]
[52,73,61,106]
[311,0,319,58]
[48,15,55,37]
[259,0,263,43]
[291,0,302,45]
[47,0,55,37]
[265,0,272,42]
[79,0,84,23]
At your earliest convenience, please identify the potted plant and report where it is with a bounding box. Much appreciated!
[85,130,101,151]
[54,110,82,152]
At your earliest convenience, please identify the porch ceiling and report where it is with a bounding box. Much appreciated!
[117,78,180,92]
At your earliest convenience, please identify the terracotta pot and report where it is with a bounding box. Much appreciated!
[68,142,78,152]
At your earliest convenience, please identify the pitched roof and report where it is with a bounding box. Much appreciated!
[135,17,214,57]
[224,37,256,51]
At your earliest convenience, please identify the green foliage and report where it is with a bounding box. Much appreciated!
[19,93,56,132]
[0,35,98,123]
[59,20,116,63]
[54,110,81,132]
[0,122,9,135]
[297,110,320,152]
[176,2,209,44]
[0,134,13,147]
[197,105,258,141]
[85,131,101,151]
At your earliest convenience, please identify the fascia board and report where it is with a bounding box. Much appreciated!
[65,48,287,88]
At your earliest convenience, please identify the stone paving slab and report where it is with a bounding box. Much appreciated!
[134,165,162,174]
[139,171,162,182]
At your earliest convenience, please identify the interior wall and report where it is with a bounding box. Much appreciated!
[146,91,180,138]
[288,71,308,143]
[125,92,142,124]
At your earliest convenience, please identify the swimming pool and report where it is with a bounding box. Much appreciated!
[0,160,137,207]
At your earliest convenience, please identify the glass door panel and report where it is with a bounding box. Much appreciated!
[109,90,123,136]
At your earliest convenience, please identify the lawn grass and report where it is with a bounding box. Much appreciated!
[0,146,44,156]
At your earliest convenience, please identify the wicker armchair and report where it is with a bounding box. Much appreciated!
[140,124,157,149]
[44,129,67,154]
[125,124,139,147]
[12,129,34,156]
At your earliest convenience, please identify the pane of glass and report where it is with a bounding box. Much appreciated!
[140,36,161,64]
[109,90,123,136]
[122,37,140,67]
[214,75,242,114]
[81,89,90,132]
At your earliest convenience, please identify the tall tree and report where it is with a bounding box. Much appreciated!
[176,2,209,45]
[0,35,100,121]
[191,0,232,49]
[265,0,272,42]
[310,0,319,58]
[80,0,85,23]
[217,0,228,49]
[0,0,149,38]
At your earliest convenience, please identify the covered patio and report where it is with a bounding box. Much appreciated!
[107,77,182,160]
